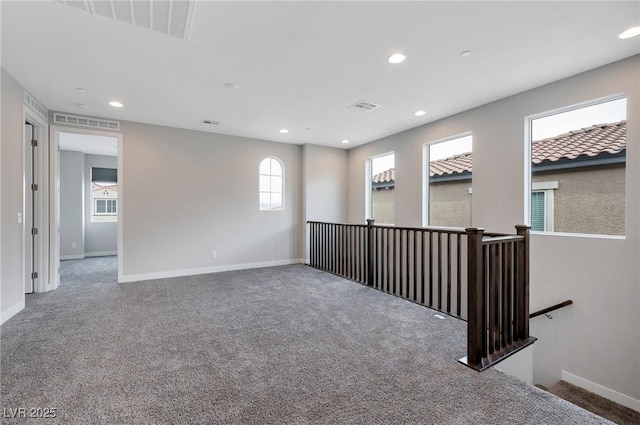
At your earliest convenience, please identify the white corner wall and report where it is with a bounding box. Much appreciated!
[346,55,640,405]
[302,143,348,223]
[302,144,348,261]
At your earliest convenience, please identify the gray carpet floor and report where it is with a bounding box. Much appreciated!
[59,256,118,287]
[546,381,640,425]
[1,264,612,424]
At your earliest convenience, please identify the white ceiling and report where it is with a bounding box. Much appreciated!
[3,1,640,149]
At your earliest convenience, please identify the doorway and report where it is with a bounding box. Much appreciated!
[51,127,122,287]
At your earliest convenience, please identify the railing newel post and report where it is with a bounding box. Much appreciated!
[366,219,375,287]
[515,225,530,340]
[465,227,485,368]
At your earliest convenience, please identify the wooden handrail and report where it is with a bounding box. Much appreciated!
[530,300,573,318]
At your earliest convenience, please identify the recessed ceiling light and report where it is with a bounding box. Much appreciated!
[460,50,472,57]
[75,103,89,110]
[77,88,87,93]
[414,110,426,117]
[341,139,350,144]
[388,53,406,64]
[224,82,238,89]
[619,26,640,39]
[108,101,124,108]
[280,128,289,134]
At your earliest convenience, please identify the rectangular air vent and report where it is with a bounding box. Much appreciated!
[24,91,48,121]
[54,113,120,131]
[349,100,381,112]
[57,0,195,41]
[201,119,220,126]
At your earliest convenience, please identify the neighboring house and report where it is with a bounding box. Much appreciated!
[91,183,118,222]
[371,168,395,224]
[372,121,626,235]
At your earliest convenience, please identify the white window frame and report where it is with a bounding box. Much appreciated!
[531,181,557,232]
[524,93,626,237]
[94,198,117,215]
[422,132,472,227]
[366,151,395,225]
[259,157,285,211]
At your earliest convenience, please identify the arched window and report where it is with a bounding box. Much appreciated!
[259,157,284,210]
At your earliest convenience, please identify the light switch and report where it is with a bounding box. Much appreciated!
[17,213,22,224]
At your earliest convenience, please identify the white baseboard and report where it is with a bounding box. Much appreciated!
[61,254,85,260]
[118,259,306,283]
[85,251,117,257]
[562,370,640,413]
[1,299,25,325]
[60,251,117,260]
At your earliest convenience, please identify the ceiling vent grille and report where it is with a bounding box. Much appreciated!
[54,113,120,131]
[24,91,49,121]
[349,100,381,112]
[201,119,220,126]
[57,0,195,41]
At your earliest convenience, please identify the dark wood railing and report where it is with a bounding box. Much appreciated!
[307,220,536,371]
[530,300,573,319]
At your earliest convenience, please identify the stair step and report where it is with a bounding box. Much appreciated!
[544,380,640,425]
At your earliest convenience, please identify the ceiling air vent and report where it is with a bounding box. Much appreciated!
[56,0,195,41]
[201,119,220,126]
[349,100,381,112]
[54,113,120,131]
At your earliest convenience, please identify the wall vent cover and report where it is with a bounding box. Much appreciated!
[349,100,381,112]
[53,113,120,131]
[24,91,49,121]
[201,119,220,126]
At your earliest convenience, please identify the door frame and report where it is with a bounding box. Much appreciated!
[49,125,123,286]
[23,106,50,293]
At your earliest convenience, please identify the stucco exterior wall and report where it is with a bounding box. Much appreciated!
[429,181,472,228]
[536,165,625,236]
[372,189,394,225]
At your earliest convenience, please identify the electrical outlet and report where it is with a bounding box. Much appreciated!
[211,251,217,258]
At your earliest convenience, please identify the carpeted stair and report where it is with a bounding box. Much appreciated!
[543,380,640,425]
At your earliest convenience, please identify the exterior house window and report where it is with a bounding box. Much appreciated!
[91,167,117,222]
[424,134,472,227]
[527,96,626,236]
[531,182,558,232]
[367,153,395,225]
[95,199,117,215]
[259,157,284,210]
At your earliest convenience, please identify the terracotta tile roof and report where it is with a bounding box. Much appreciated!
[372,168,395,183]
[531,120,626,164]
[430,152,472,177]
[371,120,626,182]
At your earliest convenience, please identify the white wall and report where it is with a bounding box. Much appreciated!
[117,121,304,281]
[302,144,348,223]
[84,154,117,256]
[302,144,348,260]
[1,69,26,323]
[346,56,640,404]
[60,151,84,258]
